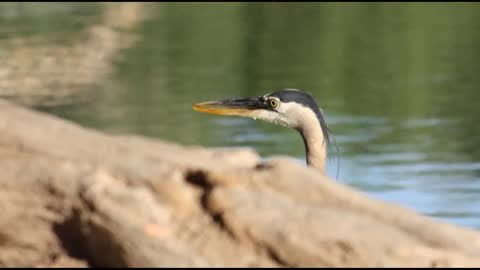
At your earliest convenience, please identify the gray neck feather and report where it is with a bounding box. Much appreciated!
[296,110,328,173]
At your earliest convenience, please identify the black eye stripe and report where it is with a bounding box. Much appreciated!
[267,89,330,146]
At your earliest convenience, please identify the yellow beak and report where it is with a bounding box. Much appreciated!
[192,96,265,117]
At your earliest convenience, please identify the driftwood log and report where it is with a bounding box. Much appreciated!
[1,99,480,267]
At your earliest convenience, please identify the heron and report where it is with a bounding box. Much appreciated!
[192,89,336,175]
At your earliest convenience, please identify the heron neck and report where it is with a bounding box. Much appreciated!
[298,120,327,173]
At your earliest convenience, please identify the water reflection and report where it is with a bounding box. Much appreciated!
[3,2,480,229]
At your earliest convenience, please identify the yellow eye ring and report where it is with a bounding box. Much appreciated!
[270,99,278,108]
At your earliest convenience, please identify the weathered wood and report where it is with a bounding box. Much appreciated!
[1,99,480,267]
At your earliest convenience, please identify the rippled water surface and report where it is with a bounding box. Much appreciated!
[3,3,480,229]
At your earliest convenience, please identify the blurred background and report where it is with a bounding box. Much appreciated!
[1,2,480,229]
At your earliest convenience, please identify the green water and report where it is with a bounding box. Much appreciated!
[3,3,480,229]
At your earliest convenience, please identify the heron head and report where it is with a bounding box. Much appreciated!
[192,89,330,145]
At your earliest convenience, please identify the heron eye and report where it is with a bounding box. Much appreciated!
[270,99,278,108]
